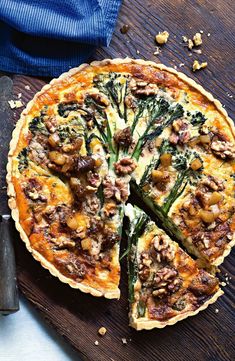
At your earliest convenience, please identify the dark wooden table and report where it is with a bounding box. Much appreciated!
[0,1,234,360]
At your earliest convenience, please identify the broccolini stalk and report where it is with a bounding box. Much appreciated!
[139,140,175,188]
[142,103,184,143]
[117,204,125,238]
[132,102,183,161]
[97,183,104,209]
[137,299,146,318]
[130,98,151,134]
[162,149,203,213]
[125,205,148,302]
[84,97,117,168]
[162,171,188,214]
[94,73,129,122]
[139,140,203,214]
[139,155,159,189]
[130,181,185,243]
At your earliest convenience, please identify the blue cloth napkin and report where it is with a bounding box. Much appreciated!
[0,0,122,77]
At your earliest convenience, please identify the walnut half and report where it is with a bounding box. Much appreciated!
[152,267,182,298]
[114,157,137,175]
[153,234,175,262]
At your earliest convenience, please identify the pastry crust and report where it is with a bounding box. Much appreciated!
[7,58,234,300]
[130,289,223,330]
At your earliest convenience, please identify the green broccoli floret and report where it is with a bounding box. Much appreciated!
[191,111,206,126]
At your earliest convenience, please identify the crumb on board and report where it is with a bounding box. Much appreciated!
[208,33,211,37]
[8,100,23,109]
[153,46,161,55]
[193,32,202,46]
[94,340,99,346]
[17,93,22,99]
[25,85,30,90]
[192,60,207,72]
[179,63,185,67]
[215,309,219,314]
[220,281,226,287]
[136,50,140,54]
[193,49,202,55]
[121,338,127,345]
[200,30,204,34]
[155,31,169,45]
[98,327,107,336]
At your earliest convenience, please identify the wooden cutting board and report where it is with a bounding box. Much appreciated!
[1,1,234,360]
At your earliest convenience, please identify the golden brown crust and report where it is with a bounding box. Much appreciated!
[130,289,223,330]
[7,58,234,298]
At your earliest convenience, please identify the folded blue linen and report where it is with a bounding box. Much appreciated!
[0,0,122,76]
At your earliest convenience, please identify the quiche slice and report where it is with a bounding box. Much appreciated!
[129,76,235,266]
[7,85,127,299]
[132,136,235,266]
[125,204,223,330]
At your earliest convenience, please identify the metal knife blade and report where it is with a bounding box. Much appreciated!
[0,75,19,315]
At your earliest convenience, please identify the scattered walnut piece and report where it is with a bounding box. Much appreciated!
[188,39,194,50]
[8,100,23,109]
[98,327,107,336]
[155,31,169,45]
[192,60,207,72]
[193,32,202,46]
[94,340,99,346]
[120,24,130,34]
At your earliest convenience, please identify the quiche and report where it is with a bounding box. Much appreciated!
[7,59,234,327]
[125,204,223,330]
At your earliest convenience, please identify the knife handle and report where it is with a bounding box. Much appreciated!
[0,216,19,315]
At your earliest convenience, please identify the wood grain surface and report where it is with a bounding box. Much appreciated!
[1,0,235,360]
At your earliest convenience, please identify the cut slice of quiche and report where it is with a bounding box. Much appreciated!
[125,204,223,330]
[132,130,235,265]
[7,96,126,299]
